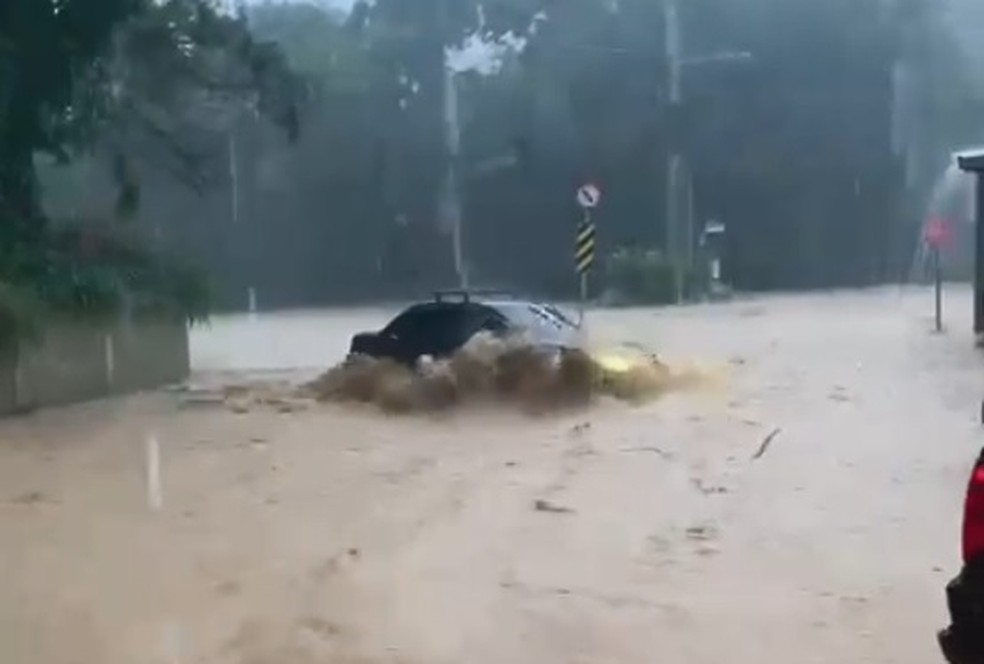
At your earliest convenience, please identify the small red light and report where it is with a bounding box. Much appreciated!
[973,466,984,485]
[963,464,984,563]
[924,217,951,247]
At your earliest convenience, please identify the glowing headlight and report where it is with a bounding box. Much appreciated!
[591,352,636,374]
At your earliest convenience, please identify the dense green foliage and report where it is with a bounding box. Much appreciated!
[210,0,980,304]
[605,247,695,305]
[0,0,298,340]
[0,0,137,237]
[7,0,984,314]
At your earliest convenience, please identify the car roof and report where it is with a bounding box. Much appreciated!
[383,296,579,348]
[393,296,577,328]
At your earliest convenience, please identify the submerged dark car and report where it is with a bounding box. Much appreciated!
[348,290,581,366]
[939,445,984,664]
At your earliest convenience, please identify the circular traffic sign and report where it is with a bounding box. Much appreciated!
[577,183,601,209]
[924,217,950,248]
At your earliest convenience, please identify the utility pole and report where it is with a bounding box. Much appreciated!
[230,122,258,316]
[664,0,686,304]
[662,2,751,303]
[229,132,239,228]
[435,0,467,289]
[442,63,467,289]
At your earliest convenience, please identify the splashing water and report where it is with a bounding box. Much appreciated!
[302,333,711,415]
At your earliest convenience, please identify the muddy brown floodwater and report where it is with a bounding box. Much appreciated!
[1,286,981,664]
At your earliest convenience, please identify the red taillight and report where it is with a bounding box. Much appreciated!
[962,463,984,563]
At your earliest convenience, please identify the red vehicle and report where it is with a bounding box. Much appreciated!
[939,446,984,664]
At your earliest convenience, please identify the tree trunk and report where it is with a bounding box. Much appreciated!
[0,145,47,274]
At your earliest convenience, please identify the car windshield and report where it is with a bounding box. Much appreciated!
[541,304,579,328]
[491,302,577,336]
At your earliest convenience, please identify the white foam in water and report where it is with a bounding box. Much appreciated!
[146,434,163,512]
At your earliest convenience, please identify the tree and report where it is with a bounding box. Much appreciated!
[0,0,139,242]
[31,0,983,306]
[86,1,301,215]
[0,0,300,333]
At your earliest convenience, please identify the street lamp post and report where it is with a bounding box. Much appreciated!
[663,0,750,303]
[664,0,684,304]
[440,65,527,291]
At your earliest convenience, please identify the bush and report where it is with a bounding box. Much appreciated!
[604,246,697,305]
[43,223,212,322]
[0,220,213,349]
[0,282,43,350]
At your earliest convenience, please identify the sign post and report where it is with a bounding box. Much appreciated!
[575,184,600,325]
[924,217,950,333]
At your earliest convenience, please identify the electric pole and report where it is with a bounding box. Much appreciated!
[228,129,256,315]
[436,0,467,289]
[661,2,750,303]
[664,0,686,304]
[442,63,466,289]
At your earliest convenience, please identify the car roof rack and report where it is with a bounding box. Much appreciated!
[433,289,514,303]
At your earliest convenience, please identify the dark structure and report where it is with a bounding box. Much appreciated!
[958,151,984,339]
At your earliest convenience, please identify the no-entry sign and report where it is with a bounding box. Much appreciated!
[576,183,601,209]
[924,217,951,248]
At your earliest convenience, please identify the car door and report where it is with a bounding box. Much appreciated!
[381,305,462,362]
[413,305,478,359]
[379,305,436,364]
[382,304,495,362]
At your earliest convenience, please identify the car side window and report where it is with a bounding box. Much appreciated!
[479,312,509,334]
[383,306,460,352]
[383,304,509,358]
[428,308,482,352]
[383,307,428,339]
[412,309,453,346]
[423,306,503,353]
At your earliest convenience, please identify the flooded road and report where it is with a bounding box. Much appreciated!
[1,287,981,664]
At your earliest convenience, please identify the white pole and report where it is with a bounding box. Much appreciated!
[13,353,23,411]
[104,334,115,391]
[229,132,239,226]
[579,272,588,325]
[933,244,943,332]
[685,166,695,277]
[666,0,682,104]
[444,65,466,289]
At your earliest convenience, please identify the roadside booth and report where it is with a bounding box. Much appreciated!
[957,151,984,341]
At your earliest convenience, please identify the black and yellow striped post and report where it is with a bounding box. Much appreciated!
[575,219,596,275]
[575,214,596,322]
[574,183,601,324]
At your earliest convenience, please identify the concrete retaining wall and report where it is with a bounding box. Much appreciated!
[0,320,189,415]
